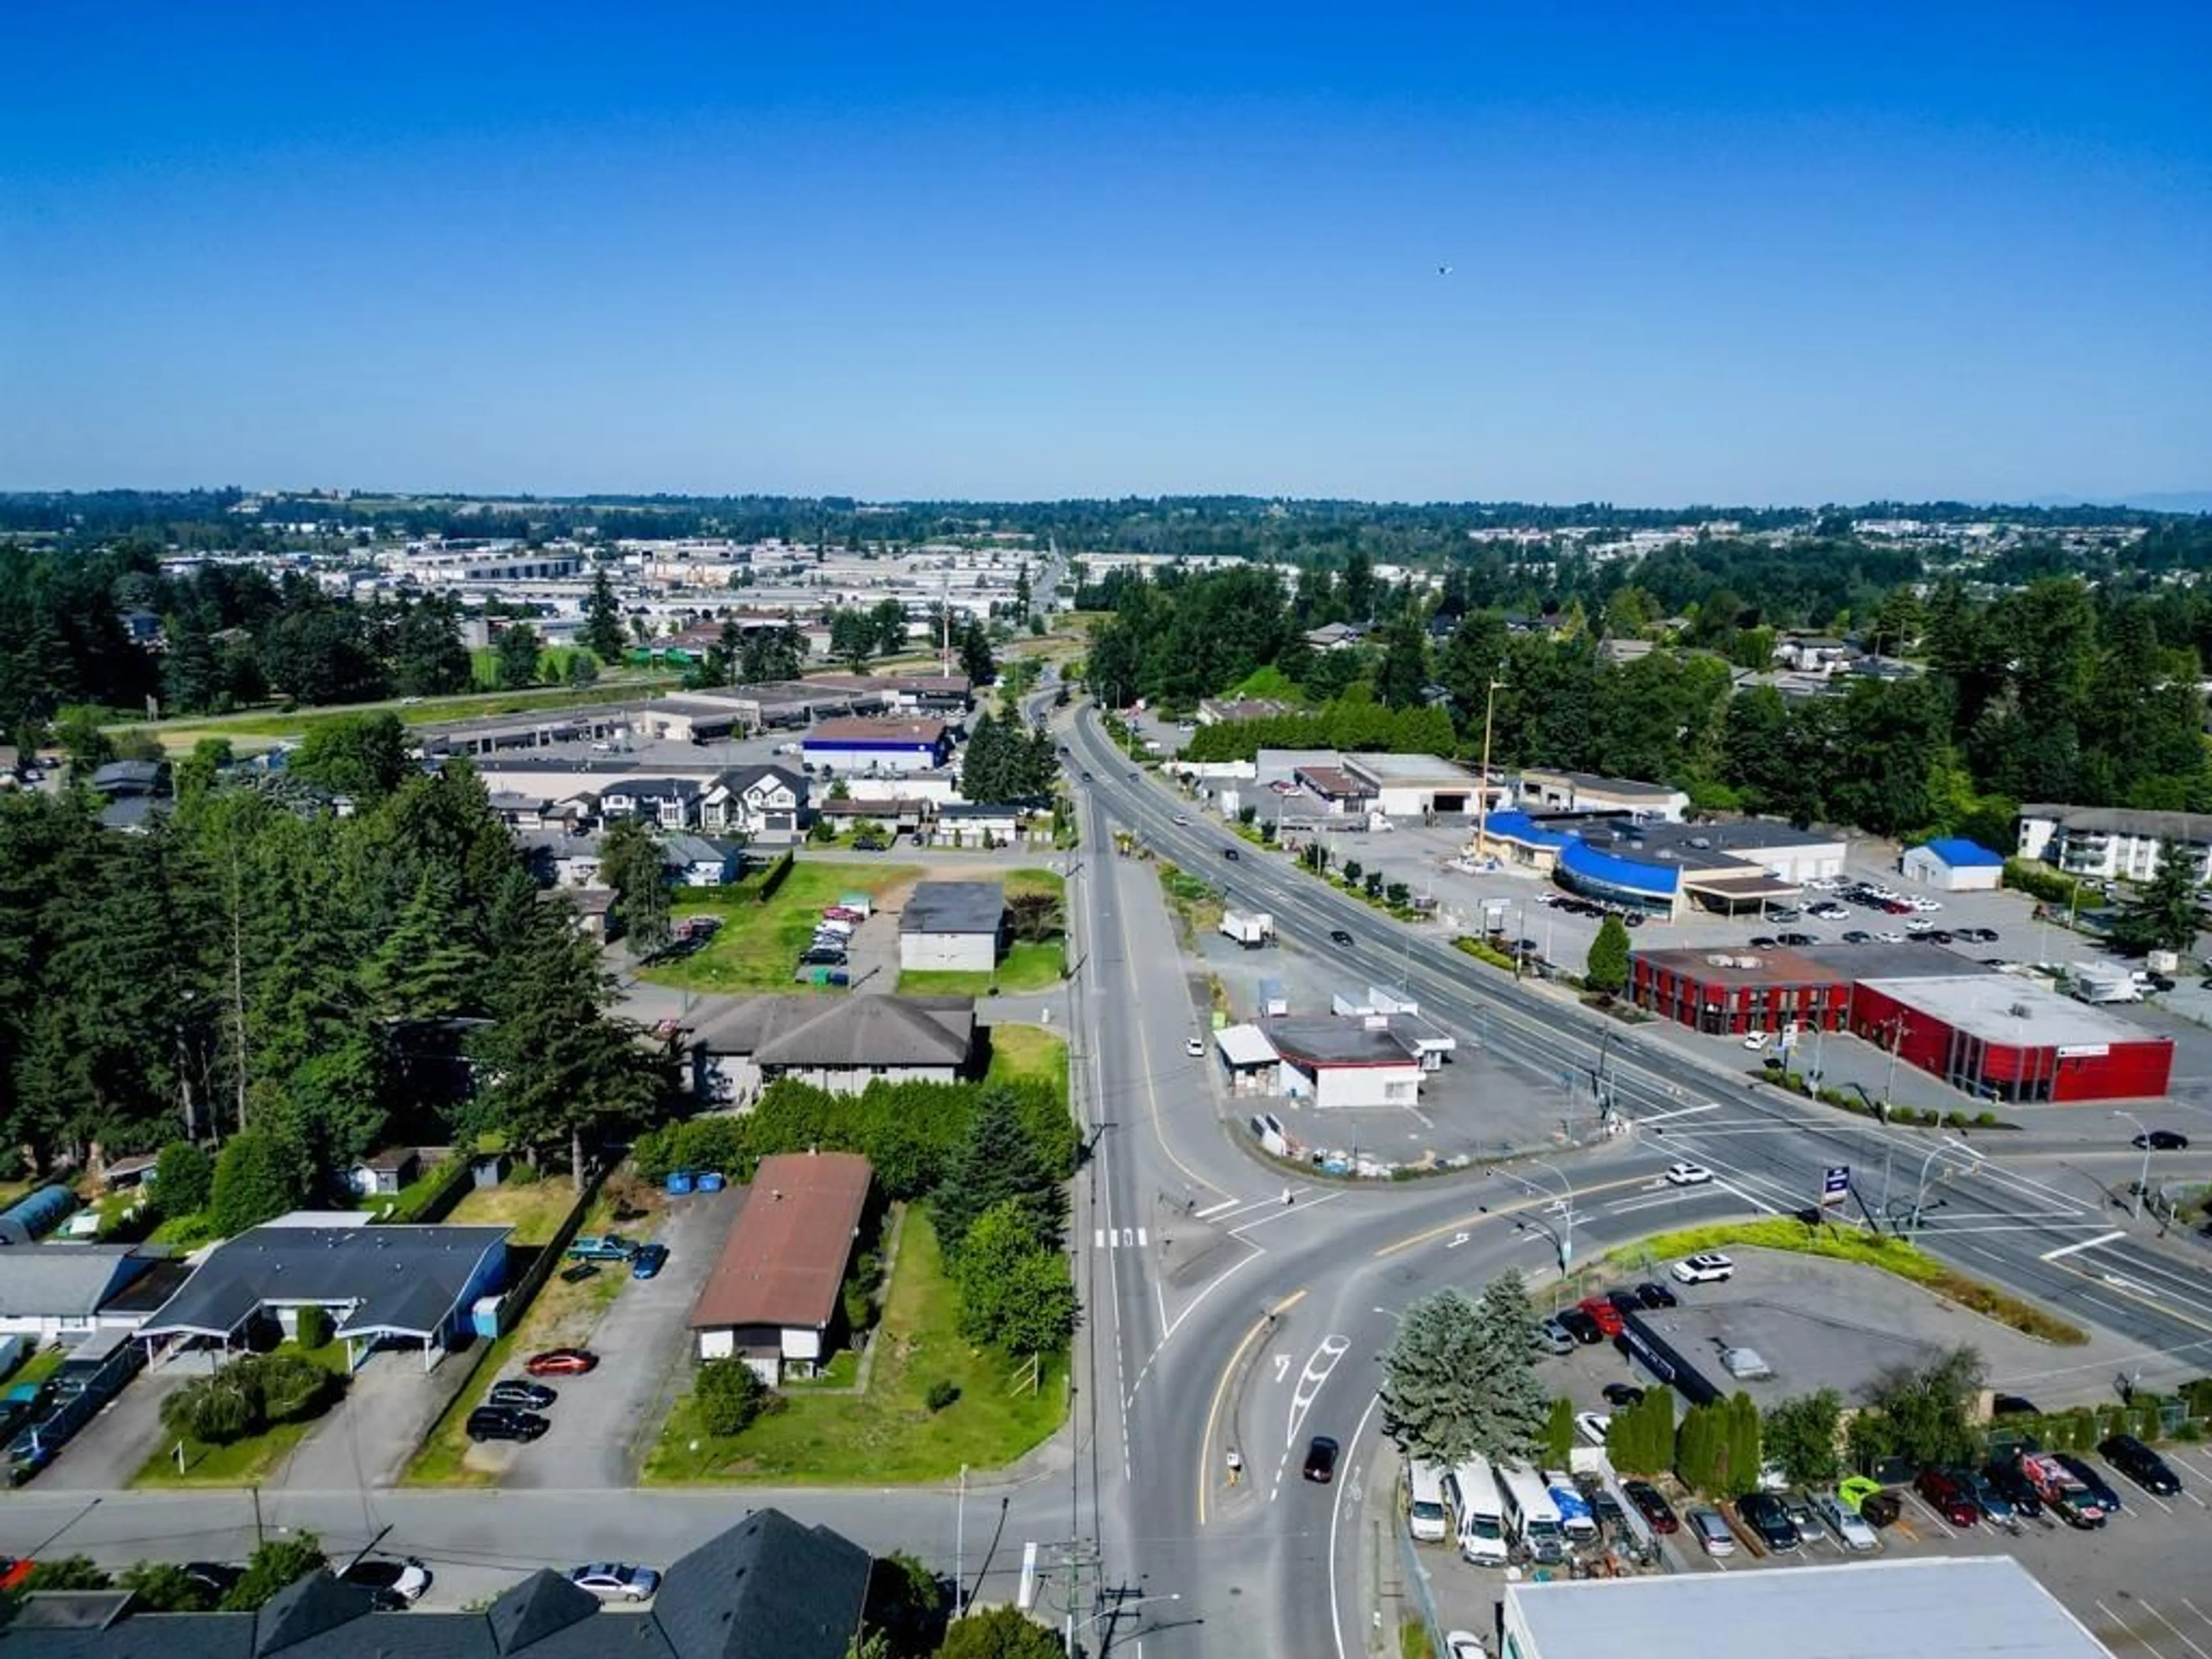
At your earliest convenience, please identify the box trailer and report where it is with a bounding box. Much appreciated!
[1218,910,1276,949]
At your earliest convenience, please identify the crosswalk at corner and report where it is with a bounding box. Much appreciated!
[1094,1226,1150,1249]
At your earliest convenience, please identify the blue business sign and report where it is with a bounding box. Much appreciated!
[1821,1165,1851,1207]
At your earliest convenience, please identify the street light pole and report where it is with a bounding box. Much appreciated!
[1067,1592,1181,1654]
[2115,1110,2152,1220]
[1527,1157,1574,1273]
[1474,679,1507,863]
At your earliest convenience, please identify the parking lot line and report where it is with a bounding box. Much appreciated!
[2142,1600,2212,1659]
[1904,1491,1957,1539]
[2098,1603,2171,1659]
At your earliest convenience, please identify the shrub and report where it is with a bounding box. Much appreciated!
[926,1380,961,1412]
[209,1133,302,1236]
[694,1359,771,1437]
[154,1141,215,1217]
[506,1160,542,1187]
[1974,1111,2001,1128]
[293,1305,332,1351]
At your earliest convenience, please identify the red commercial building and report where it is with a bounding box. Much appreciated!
[1630,945,2173,1104]
[1851,977,2173,1104]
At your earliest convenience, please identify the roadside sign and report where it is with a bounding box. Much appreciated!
[1821,1165,1851,1207]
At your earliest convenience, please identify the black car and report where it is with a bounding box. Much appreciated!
[1635,1281,1678,1309]
[1601,1382,1646,1408]
[1604,1289,1643,1316]
[487,1380,556,1412]
[1926,930,1955,944]
[1302,1435,1340,1483]
[2134,1129,2190,1151]
[1739,1491,1800,1552]
[2100,1434,2181,1495]
[1081,771,1093,782]
[1984,1458,2043,1519]
[1329,929,1354,946]
[1221,847,1240,860]
[1841,930,1872,944]
[467,1406,551,1444]
[2056,1452,2124,1514]
[1748,935,1778,949]
[1557,1308,1604,1344]
[1776,932,1817,947]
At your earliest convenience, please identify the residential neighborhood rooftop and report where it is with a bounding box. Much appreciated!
[690,1153,874,1332]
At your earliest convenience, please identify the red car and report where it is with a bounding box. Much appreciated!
[1623,1480,1679,1534]
[1915,1467,1980,1527]
[525,1347,600,1377]
[1576,1297,1624,1338]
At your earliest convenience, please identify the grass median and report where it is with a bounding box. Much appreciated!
[642,1208,1066,1484]
[1607,1218,2089,1346]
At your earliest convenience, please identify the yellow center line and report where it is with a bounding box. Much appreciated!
[1372,1171,1661,1259]
[1196,1288,1306,1527]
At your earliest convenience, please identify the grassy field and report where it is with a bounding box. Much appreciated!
[984,1025,1068,1092]
[403,1185,645,1486]
[117,676,681,752]
[642,862,921,994]
[899,940,1065,996]
[642,1208,1066,1484]
[444,1178,580,1246]
[1607,1219,2089,1346]
[132,1340,355,1488]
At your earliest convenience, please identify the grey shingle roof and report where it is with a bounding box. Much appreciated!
[685,994,975,1070]
[138,1226,510,1343]
[650,1509,870,1659]
[0,1247,160,1320]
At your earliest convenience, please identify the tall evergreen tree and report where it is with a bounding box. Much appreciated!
[931,1086,1065,1255]
[599,818,672,953]
[583,567,628,662]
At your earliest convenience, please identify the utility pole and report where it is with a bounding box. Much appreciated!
[1473,679,1506,863]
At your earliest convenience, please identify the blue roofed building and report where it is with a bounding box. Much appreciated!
[1471,811,1846,920]
[1902,837,2005,892]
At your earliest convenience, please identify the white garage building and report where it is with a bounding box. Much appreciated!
[1267,1018,1426,1109]
[1344,753,1484,818]
[898,880,1005,974]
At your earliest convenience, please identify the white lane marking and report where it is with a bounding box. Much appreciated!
[2143,1600,2212,1659]
[1195,1197,1240,1219]
[1329,1391,1385,1659]
[1638,1103,1721,1124]
[1285,1335,1351,1449]
[1229,1190,1343,1237]
[2043,1230,2128,1261]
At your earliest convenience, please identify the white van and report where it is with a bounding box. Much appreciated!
[1497,1465,1566,1565]
[1447,1458,1510,1566]
[1407,1460,1450,1543]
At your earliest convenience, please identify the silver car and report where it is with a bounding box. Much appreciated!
[1687,1506,1735,1557]
[1815,1491,1879,1551]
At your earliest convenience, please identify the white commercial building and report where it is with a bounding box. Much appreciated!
[1343,752,1484,818]
[1518,768,1691,823]
[897,881,1006,974]
[1901,838,2005,892]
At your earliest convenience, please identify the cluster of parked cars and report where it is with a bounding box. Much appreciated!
[797,904,866,976]
[561,1233,666,1282]
[467,1350,599,1443]
[1539,1277,1688,1351]
[1534,892,1647,928]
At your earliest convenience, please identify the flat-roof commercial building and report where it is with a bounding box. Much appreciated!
[1518,768,1691,823]
[1478,812,1842,918]
[1503,1557,2110,1659]
[898,880,1006,974]
[1343,753,1483,818]
[1264,1017,1426,1110]
[802,717,953,775]
[1902,836,2005,892]
[1854,974,2174,1103]
[137,1222,511,1369]
[691,1152,873,1381]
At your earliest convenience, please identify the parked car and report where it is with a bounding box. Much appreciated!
[1964,1467,2014,1524]
[1635,1281,1677,1309]
[2100,1433,2182,1495]
[1575,1297,1624,1337]
[525,1348,599,1377]
[1536,1317,1575,1356]
[1623,1479,1679,1533]
[1984,1457,2043,1519]
[1601,1382,1645,1408]
[339,1556,432,1608]
[1738,1491,1800,1552]
[1775,932,1818,947]
[1840,930,1872,944]
[1671,1252,1734,1284]
[1914,1467,1980,1527]
[1184,1037,1205,1058]
[1557,1308,1603,1344]
[1574,1411,1612,1447]
[486,1381,556,1411]
[2133,1129,2190,1151]
[1302,1435,1340,1483]
[467,1406,550,1443]
[564,1236,637,1263]
[1664,1162,1713,1186]
[1686,1506,1735,1557]
[567,1563,661,1601]
[2057,1452,2125,1514]
[1604,1289,1644,1316]
[1779,1490,1820,1538]
[630,1243,669,1280]
[1815,1490,1879,1550]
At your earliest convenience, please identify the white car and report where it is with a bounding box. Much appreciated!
[1672,1252,1736,1285]
[568,1563,662,1601]
[1184,1037,1205,1058]
[1816,1490,1880,1551]
[1742,1030,1772,1051]
[1904,918,1935,934]
[1575,1411,1612,1446]
[1874,930,1905,944]
[1665,1162,1714,1187]
[1909,896,1942,912]
[1446,1634,1486,1659]
[1172,814,1189,826]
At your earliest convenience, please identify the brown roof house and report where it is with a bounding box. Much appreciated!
[690,1152,873,1381]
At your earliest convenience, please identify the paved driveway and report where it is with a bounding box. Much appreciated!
[497,1187,740,1490]
[35,1359,200,1491]
[279,1343,476,1491]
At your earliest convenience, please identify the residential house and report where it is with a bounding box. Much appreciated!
[683,994,977,1104]
[690,1152,873,1380]
[663,833,744,887]
[1303,622,1363,651]
[930,802,1024,848]
[599,777,705,830]
[0,1246,187,1340]
[348,1146,422,1198]
[1198,696,1293,726]
[699,763,806,845]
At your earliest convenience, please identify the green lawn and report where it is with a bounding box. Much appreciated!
[444,1177,581,1246]
[132,1340,355,1488]
[642,1208,1066,1484]
[984,1025,1068,1092]
[899,939,1066,996]
[123,676,681,751]
[11,1347,65,1389]
[642,862,921,994]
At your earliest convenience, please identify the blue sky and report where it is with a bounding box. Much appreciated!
[3,2,2207,505]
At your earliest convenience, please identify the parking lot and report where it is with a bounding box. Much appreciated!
[1412,1243,2212,1657]
[474,1185,738,1490]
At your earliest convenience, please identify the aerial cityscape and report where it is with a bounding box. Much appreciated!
[2,7,2210,1659]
